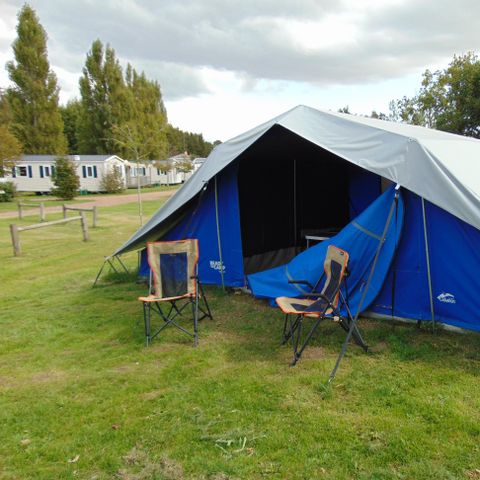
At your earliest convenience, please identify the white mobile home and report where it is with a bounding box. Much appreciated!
[10,155,129,193]
[146,154,193,186]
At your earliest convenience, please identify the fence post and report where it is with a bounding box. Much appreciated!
[10,224,21,256]
[80,211,89,241]
[18,202,23,220]
[92,206,97,228]
[40,202,45,222]
[63,204,67,219]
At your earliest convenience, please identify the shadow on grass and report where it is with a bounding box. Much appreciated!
[86,281,480,376]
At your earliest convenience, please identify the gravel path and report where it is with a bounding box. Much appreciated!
[0,189,177,219]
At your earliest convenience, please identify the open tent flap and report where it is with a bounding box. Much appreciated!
[247,186,405,317]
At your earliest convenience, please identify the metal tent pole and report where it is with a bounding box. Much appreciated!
[327,186,401,385]
[421,197,436,331]
[293,158,297,247]
[214,175,226,291]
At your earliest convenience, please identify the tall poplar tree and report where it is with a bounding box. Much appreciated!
[78,40,131,154]
[113,65,168,159]
[6,4,66,154]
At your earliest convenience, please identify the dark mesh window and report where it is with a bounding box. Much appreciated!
[159,252,188,297]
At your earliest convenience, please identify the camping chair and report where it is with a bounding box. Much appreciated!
[138,239,212,346]
[276,245,368,366]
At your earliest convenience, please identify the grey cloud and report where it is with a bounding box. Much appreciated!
[2,0,480,99]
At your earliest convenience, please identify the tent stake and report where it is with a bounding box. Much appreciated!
[214,175,226,291]
[327,186,401,386]
[421,197,436,331]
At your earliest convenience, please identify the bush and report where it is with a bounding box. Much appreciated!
[100,168,124,193]
[0,181,16,202]
[52,157,80,200]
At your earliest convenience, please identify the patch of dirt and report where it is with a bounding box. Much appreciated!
[301,346,327,360]
[0,190,177,219]
[140,390,164,400]
[369,341,389,353]
[116,446,184,480]
[466,469,480,479]
[0,369,67,390]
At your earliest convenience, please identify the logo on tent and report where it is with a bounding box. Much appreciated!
[209,260,226,273]
[437,292,456,304]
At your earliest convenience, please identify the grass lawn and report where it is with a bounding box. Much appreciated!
[1,199,479,479]
[0,185,178,213]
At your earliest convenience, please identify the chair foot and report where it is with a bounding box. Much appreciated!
[290,353,300,367]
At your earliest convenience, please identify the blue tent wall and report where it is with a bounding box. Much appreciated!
[370,191,431,321]
[370,191,480,332]
[140,163,245,287]
[137,161,480,332]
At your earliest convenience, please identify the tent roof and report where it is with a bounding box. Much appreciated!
[113,105,480,256]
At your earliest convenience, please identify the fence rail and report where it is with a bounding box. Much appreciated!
[63,204,97,227]
[9,213,88,256]
[18,201,45,222]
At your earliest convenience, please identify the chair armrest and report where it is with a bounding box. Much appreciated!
[288,279,314,290]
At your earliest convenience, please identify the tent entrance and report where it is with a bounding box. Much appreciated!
[237,125,381,275]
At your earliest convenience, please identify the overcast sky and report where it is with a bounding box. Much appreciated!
[0,0,478,142]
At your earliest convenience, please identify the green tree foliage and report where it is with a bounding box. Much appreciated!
[78,40,131,154]
[0,181,17,202]
[79,40,169,159]
[100,167,124,193]
[166,125,214,158]
[6,4,66,154]
[390,52,480,137]
[52,157,80,200]
[0,89,13,126]
[0,125,22,177]
[113,64,168,160]
[60,99,82,154]
[175,159,193,173]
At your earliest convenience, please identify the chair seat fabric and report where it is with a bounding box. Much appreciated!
[138,293,194,303]
[276,296,333,316]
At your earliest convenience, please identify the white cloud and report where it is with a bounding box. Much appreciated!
[0,0,478,141]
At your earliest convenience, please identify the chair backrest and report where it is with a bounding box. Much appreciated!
[146,239,199,299]
[320,245,349,308]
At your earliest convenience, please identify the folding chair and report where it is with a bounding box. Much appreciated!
[138,239,212,346]
[276,245,368,366]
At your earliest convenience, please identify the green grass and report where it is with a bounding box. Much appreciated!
[1,200,480,479]
[0,185,178,213]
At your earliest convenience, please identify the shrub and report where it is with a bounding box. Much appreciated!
[0,181,16,202]
[52,157,80,200]
[100,167,124,193]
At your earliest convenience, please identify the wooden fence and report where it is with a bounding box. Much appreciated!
[9,213,89,256]
[18,201,45,222]
[63,204,97,228]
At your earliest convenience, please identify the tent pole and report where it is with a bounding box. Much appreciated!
[293,158,297,247]
[328,186,401,386]
[421,197,436,331]
[214,175,225,291]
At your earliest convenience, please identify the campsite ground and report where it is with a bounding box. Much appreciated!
[1,198,479,479]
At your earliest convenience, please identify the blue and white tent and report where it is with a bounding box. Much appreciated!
[113,105,480,332]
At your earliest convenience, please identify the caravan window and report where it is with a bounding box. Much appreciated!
[18,166,28,177]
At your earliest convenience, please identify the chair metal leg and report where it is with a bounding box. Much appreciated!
[291,316,304,366]
[193,293,199,347]
[198,281,213,320]
[282,314,289,344]
[143,302,151,346]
